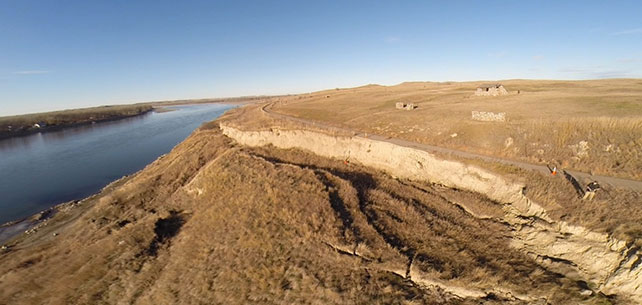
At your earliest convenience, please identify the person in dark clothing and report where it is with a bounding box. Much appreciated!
[582,181,600,200]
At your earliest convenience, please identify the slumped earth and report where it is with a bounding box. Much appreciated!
[0,125,625,304]
[1,90,641,304]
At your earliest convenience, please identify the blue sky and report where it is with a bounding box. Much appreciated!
[1,1,641,115]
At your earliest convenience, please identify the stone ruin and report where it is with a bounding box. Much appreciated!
[471,111,506,122]
[395,102,416,110]
[475,84,508,96]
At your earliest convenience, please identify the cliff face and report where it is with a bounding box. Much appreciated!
[0,120,636,304]
[221,124,642,302]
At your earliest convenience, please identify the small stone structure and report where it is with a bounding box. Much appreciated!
[395,102,416,110]
[471,111,506,122]
[475,84,508,96]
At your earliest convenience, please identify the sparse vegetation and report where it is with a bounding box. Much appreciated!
[272,79,642,180]
[1,80,639,304]
[451,153,642,247]
[0,126,615,304]
[0,95,273,140]
[0,104,153,139]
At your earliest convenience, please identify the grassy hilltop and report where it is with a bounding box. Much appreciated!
[272,79,642,180]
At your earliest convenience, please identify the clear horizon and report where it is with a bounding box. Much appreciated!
[2,0,642,116]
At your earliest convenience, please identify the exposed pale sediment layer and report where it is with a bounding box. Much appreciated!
[220,124,642,301]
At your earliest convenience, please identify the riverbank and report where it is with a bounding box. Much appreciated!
[146,95,279,107]
[0,105,154,140]
[0,103,236,226]
[0,200,75,245]
[1,103,636,304]
[0,96,271,140]
[0,173,133,245]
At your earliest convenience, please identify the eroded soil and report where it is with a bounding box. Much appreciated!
[0,123,622,304]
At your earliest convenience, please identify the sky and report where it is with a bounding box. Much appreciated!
[1,1,642,116]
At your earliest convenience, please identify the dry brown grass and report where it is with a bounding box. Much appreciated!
[447,152,642,247]
[0,125,613,304]
[272,79,642,180]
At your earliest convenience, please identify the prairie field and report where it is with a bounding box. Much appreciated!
[272,79,642,180]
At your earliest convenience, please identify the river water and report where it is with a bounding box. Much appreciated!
[0,104,234,225]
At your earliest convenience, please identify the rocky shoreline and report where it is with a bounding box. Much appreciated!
[0,174,132,246]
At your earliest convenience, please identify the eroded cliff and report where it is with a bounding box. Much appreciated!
[221,124,642,302]
[0,116,637,304]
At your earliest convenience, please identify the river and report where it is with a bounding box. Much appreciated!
[0,104,234,225]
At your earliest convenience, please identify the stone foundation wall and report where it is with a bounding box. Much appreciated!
[395,102,416,110]
[475,86,508,96]
[471,111,506,122]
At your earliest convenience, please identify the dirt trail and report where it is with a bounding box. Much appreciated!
[220,118,642,302]
[262,102,642,192]
[3,109,635,304]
